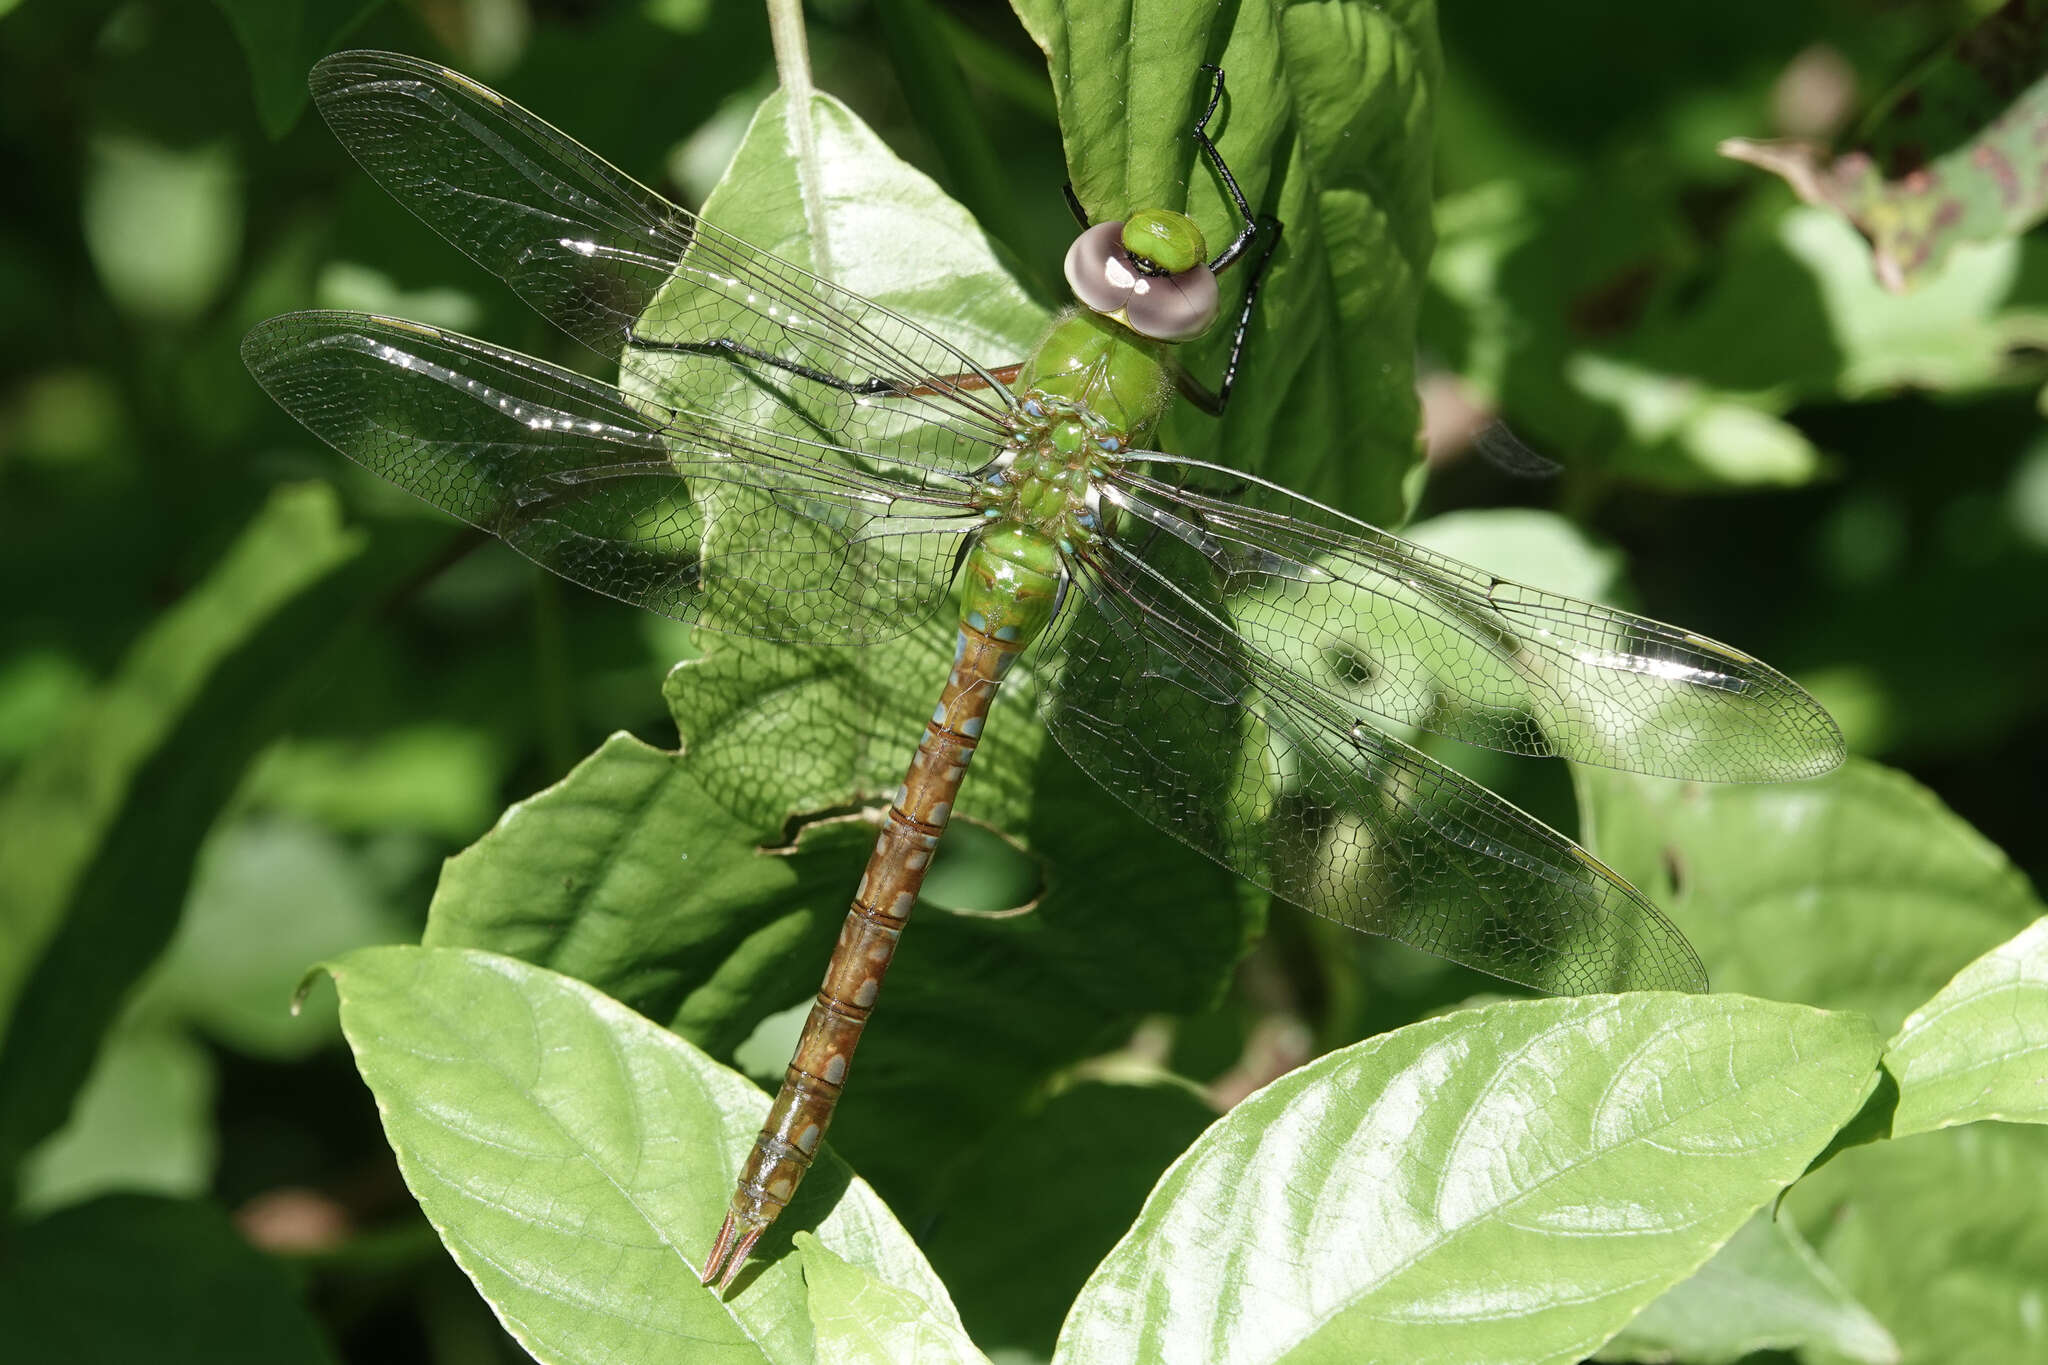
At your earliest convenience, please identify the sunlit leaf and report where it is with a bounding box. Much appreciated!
[799,1235,990,1365]
[1887,915,2048,1136]
[325,944,960,1363]
[1053,994,1881,1365]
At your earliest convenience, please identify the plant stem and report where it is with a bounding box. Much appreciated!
[766,0,831,280]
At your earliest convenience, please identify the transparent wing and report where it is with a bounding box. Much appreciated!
[242,312,974,645]
[308,50,1014,475]
[1104,454,1844,783]
[1039,555,1707,995]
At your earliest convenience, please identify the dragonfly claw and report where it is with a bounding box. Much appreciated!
[700,1209,767,1293]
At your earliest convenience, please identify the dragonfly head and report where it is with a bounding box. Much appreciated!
[1065,215,1220,343]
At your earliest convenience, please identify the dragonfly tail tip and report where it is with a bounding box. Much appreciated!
[701,1209,769,1293]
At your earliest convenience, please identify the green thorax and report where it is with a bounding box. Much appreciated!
[1014,308,1174,443]
[956,310,1178,650]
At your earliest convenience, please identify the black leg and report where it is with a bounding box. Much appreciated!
[1192,65,1258,274]
[1172,212,1282,417]
[1061,181,1090,228]
[1213,214,1282,409]
[626,332,901,397]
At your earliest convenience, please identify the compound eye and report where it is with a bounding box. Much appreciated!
[1122,263,1220,342]
[1064,221,1136,315]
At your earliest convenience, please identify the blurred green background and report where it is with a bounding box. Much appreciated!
[1,0,2043,1360]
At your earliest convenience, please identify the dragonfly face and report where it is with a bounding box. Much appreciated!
[1064,212,1222,342]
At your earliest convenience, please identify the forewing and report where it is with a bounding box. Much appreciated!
[241,312,969,644]
[307,51,1012,476]
[1038,548,1706,996]
[1109,456,1844,783]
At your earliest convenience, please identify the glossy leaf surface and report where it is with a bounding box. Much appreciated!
[1053,993,1881,1365]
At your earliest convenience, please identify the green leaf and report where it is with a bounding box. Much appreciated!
[426,615,1255,1229]
[628,84,1047,428]
[16,1023,215,1218]
[1578,758,2043,1034]
[922,1075,1220,1359]
[1722,2,2048,292]
[799,1235,990,1365]
[324,944,961,1362]
[0,1193,339,1362]
[1785,1122,2048,1365]
[1886,915,2048,1136]
[1593,1209,1898,1365]
[1406,508,1626,606]
[1013,0,1440,523]
[1052,994,1882,1365]
[213,0,379,138]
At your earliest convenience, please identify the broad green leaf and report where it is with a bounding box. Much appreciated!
[427,613,1254,1228]
[1014,0,1440,523]
[627,85,1046,429]
[16,1023,215,1217]
[799,1235,990,1365]
[1722,2,2048,292]
[1886,915,2048,1136]
[1785,1122,2048,1365]
[324,944,962,1363]
[1593,1209,1897,1365]
[1578,758,2042,1034]
[922,1075,1220,1359]
[1053,994,1882,1365]
[0,1193,338,1363]
[0,487,439,1190]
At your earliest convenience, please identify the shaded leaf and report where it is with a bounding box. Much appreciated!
[0,1193,338,1362]
[1578,758,2041,1034]
[1722,0,2048,291]
[15,1024,215,1217]
[0,487,440,1189]
[324,944,961,1363]
[1887,915,2048,1135]
[1013,0,1440,522]
[922,1075,1220,1360]
[1053,994,1882,1365]
[1785,1122,2048,1365]
[1594,1209,1897,1365]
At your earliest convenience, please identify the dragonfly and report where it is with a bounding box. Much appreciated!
[243,51,1845,1291]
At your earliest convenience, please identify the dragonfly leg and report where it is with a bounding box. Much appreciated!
[626,332,1020,400]
[625,332,902,396]
[1193,65,1259,275]
[1174,213,1283,417]
[700,622,1026,1293]
[1061,180,1090,228]
[1173,64,1285,414]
